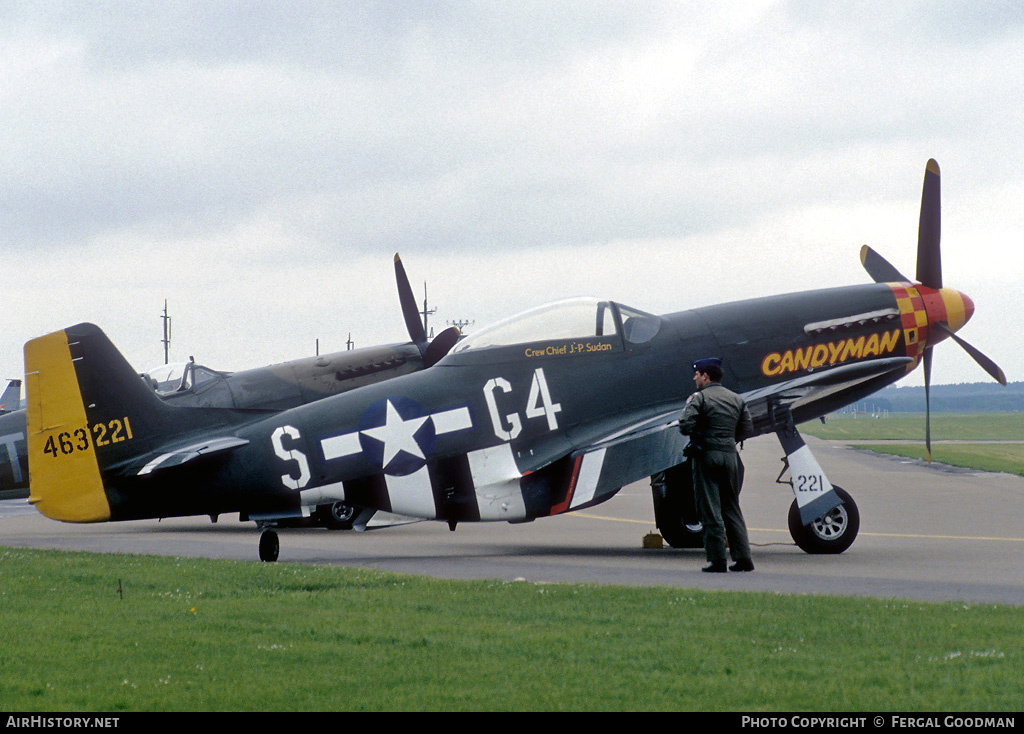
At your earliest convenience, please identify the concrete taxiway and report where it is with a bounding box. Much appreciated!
[2,436,1022,605]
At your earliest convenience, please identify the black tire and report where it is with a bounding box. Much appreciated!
[259,529,280,562]
[788,485,859,554]
[652,462,704,549]
[317,502,356,530]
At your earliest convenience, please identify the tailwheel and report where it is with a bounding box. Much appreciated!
[259,529,280,562]
[788,486,860,554]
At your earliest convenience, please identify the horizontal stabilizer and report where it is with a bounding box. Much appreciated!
[138,437,250,475]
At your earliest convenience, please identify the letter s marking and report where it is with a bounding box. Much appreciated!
[272,425,310,490]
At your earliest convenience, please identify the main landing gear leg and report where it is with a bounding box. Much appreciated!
[773,410,860,554]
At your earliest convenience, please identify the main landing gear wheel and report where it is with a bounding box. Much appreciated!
[259,529,280,562]
[651,463,704,549]
[317,501,357,530]
[788,486,860,554]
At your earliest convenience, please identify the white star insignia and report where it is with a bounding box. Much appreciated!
[360,399,429,468]
[319,403,472,468]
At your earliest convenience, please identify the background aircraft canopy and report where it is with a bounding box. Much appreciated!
[144,361,226,395]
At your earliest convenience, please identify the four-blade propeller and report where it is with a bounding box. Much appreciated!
[860,159,1006,460]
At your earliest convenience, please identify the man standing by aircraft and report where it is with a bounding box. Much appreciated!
[678,358,755,573]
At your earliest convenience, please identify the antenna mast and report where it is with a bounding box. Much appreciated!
[420,281,437,338]
[161,300,172,364]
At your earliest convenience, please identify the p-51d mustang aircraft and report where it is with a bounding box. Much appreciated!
[25,160,1004,561]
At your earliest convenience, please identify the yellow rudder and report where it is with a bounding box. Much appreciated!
[25,329,110,522]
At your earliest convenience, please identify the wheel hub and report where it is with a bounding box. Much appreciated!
[330,502,355,523]
[812,506,847,540]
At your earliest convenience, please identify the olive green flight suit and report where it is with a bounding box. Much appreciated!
[678,383,755,565]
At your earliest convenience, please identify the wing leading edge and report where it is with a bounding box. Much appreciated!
[741,356,913,433]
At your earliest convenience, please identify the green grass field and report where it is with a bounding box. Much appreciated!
[1,547,1021,712]
[800,412,1024,476]
[852,443,1024,476]
[800,412,1024,441]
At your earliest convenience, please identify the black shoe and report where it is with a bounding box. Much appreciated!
[729,559,755,572]
[701,562,727,573]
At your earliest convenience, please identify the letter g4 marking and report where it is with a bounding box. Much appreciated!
[483,377,523,441]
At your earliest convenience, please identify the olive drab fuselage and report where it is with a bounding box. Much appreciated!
[25,279,970,526]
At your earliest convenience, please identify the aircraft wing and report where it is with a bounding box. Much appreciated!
[579,408,688,452]
[565,356,914,465]
[547,356,913,513]
[740,356,914,433]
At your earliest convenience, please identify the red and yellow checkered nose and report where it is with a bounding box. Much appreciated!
[937,288,974,333]
[889,284,975,364]
[921,286,974,346]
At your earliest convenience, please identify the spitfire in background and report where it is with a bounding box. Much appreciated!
[22,160,1005,562]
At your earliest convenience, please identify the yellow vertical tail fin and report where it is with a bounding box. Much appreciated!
[26,328,110,522]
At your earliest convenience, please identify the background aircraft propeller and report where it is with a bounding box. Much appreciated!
[394,254,461,368]
[860,159,1006,460]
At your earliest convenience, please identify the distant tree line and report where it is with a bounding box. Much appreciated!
[846,382,1024,413]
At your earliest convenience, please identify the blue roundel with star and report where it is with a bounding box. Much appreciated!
[357,397,436,476]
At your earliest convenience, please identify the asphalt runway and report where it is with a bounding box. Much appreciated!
[2,436,1022,606]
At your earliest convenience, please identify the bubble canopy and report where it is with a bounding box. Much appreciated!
[451,297,662,353]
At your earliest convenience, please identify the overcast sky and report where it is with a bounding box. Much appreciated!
[3,1,1022,391]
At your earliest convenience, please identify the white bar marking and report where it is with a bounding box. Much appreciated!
[570,448,606,509]
[385,468,437,519]
[320,432,362,461]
